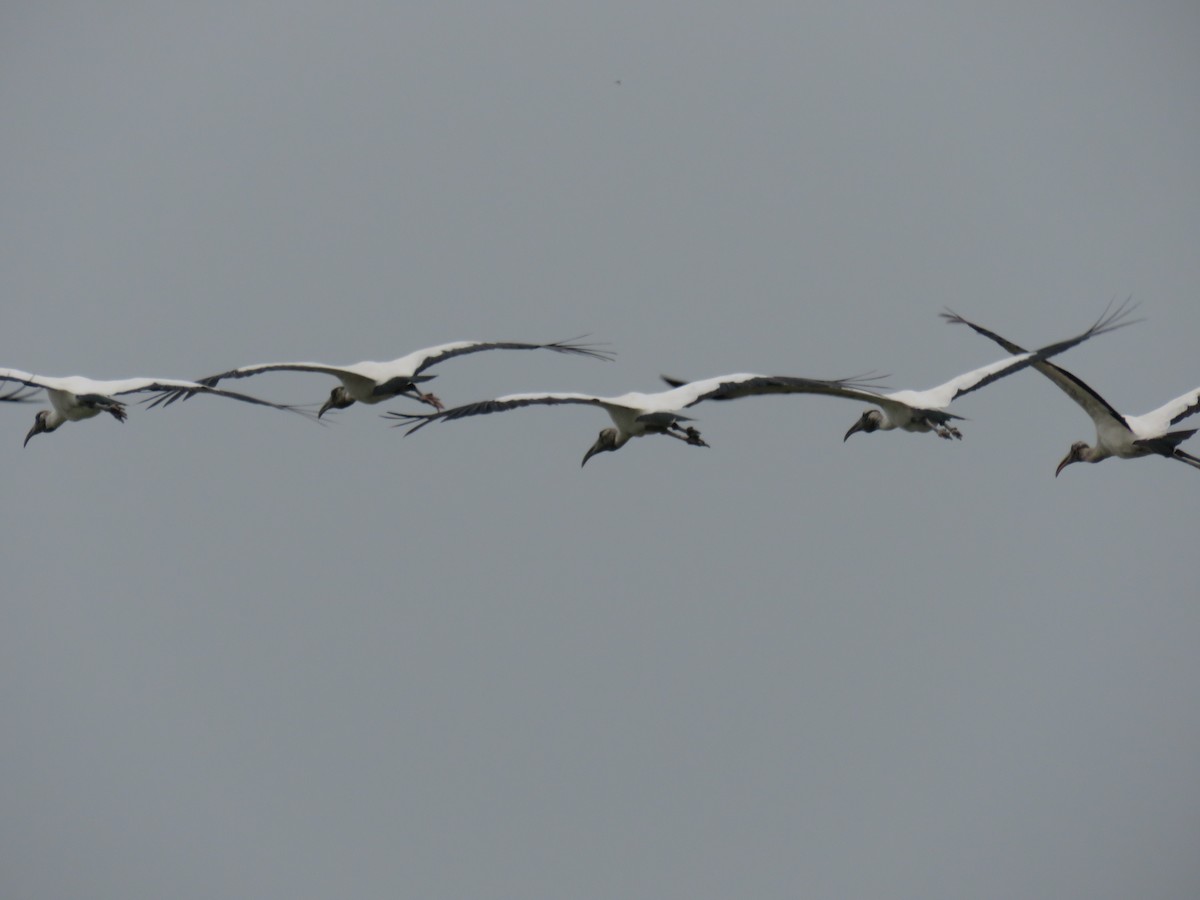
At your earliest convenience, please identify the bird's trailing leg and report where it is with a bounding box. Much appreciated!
[401,389,443,411]
[667,422,709,447]
[419,392,444,412]
[79,394,128,423]
[924,416,961,440]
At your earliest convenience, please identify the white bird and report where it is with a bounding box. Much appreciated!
[171,338,615,418]
[662,302,1137,443]
[0,368,315,445]
[943,308,1200,474]
[389,372,887,466]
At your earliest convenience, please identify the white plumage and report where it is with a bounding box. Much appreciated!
[391,372,886,465]
[662,301,1136,443]
[944,307,1200,473]
[0,368,313,445]
[174,338,614,418]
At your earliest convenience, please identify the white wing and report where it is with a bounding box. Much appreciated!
[391,374,892,437]
[922,302,1139,410]
[194,361,378,390]
[657,373,933,423]
[0,369,198,396]
[389,391,617,434]
[0,368,316,419]
[406,338,614,376]
[906,353,1039,410]
[650,373,864,411]
[1125,387,1200,438]
[941,300,1142,432]
[0,368,47,391]
[197,339,612,390]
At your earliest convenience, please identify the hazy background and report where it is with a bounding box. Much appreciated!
[3,4,1198,898]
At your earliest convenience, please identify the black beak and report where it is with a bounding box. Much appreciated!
[581,436,609,467]
[24,419,44,447]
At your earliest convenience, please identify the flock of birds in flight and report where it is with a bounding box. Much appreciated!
[4,300,1199,474]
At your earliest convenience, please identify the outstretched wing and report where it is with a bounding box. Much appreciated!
[941,300,1138,432]
[656,372,939,421]
[0,368,48,393]
[925,299,1140,409]
[408,337,615,376]
[191,361,367,388]
[135,380,320,420]
[1127,387,1200,436]
[0,369,316,420]
[1163,389,1200,427]
[656,372,887,409]
[387,392,616,435]
[0,370,184,398]
[914,354,1043,409]
[152,362,380,409]
[105,376,244,396]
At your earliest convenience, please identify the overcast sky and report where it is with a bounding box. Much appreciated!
[3,4,1199,898]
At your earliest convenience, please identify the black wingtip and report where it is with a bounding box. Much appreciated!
[835,371,891,390]
[1089,295,1144,337]
[381,409,441,436]
[547,335,617,362]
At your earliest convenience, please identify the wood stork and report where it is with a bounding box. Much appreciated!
[165,338,615,418]
[943,308,1200,474]
[0,368,315,445]
[388,372,887,465]
[661,301,1137,443]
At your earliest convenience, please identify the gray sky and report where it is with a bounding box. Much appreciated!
[3,3,1199,898]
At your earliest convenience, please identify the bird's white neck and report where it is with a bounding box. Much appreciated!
[42,409,69,431]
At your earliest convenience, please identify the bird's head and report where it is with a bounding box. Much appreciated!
[24,409,54,446]
[581,427,624,467]
[1055,441,1089,477]
[318,386,355,419]
[843,409,882,441]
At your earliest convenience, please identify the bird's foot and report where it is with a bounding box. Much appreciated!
[933,424,962,440]
[420,392,445,412]
[684,426,709,447]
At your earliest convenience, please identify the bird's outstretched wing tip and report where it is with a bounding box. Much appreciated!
[548,335,617,362]
[381,409,440,435]
[837,371,890,390]
[1090,296,1144,336]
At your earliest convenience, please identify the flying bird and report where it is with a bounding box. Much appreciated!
[165,338,615,418]
[943,307,1200,474]
[0,368,315,445]
[662,302,1137,443]
[389,372,887,466]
